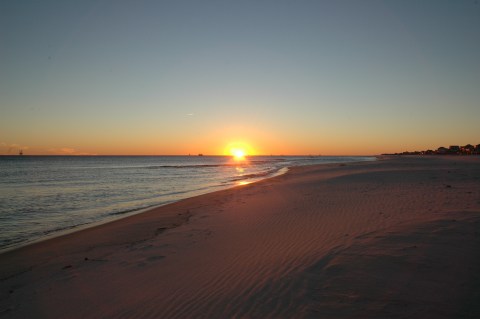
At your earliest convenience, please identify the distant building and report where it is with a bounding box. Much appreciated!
[449,145,460,154]
[437,147,448,154]
[462,144,475,154]
[388,143,479,156]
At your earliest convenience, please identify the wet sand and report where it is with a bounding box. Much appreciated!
[1,156,480,318]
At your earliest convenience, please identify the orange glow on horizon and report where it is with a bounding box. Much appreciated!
[223,141,256,158]
[231,148,246,160]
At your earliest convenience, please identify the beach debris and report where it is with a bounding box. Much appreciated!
[62,265,72,270]
[83,257,108,262]
[147,256,165,262]
[155,227,168,236]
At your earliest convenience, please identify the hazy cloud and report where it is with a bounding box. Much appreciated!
[0,143,29,154]
[48,147,96,155]
[60,147,76,154]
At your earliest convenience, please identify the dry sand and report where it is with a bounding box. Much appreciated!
[1,156,479,318]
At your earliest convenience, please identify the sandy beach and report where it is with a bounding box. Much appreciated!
[1,156,479,318]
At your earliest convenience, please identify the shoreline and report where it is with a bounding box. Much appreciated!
[0,159,346,255]
[1,156,479,318]
[0,157,373,254]
[0,163,286,255]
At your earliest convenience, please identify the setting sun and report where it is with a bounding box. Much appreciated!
[231,148,246,160]
[223,141,256,158]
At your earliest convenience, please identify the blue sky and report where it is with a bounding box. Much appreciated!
[1,0,479,155]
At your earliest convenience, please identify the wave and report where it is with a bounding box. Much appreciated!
[144,160,285,169]
[106,204,162,216]
[229,167,284,182]
[146,164,236,169]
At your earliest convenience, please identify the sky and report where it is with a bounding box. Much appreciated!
[1,0,479,155]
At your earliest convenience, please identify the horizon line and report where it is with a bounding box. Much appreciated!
[0,154,378,157]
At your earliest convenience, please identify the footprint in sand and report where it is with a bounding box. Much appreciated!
[146,255,165,262]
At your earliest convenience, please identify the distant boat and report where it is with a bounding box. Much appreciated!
[19,150,23,156]
[198,153,203,156]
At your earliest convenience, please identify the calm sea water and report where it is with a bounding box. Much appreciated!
[0,155,374,251]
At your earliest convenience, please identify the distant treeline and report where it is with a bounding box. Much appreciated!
[384,144,480,156]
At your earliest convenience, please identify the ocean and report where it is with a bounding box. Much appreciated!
[0,155,375,251]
